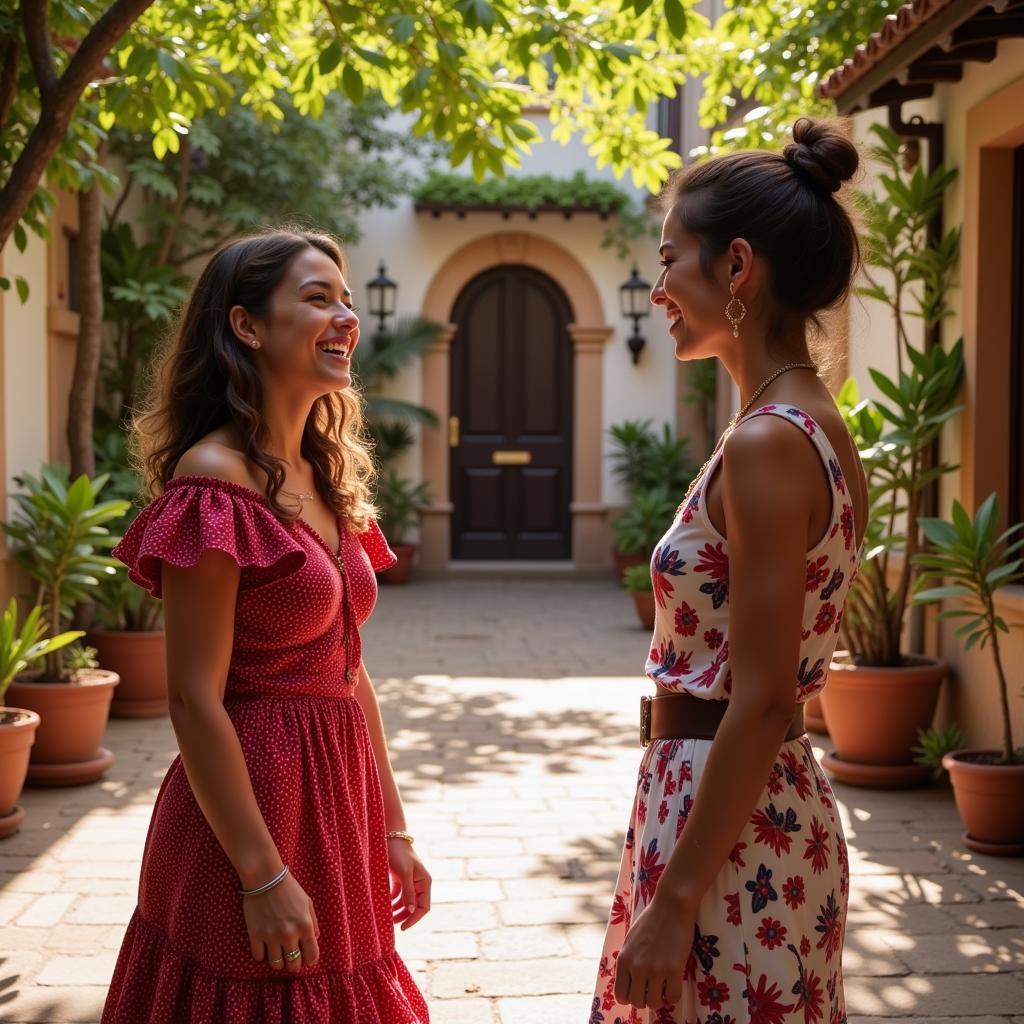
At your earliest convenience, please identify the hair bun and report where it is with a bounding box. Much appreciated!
[783,117,859,195]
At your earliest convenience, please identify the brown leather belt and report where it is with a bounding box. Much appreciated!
[640,692,805,748]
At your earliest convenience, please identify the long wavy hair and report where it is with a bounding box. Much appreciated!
[132,228,376,531]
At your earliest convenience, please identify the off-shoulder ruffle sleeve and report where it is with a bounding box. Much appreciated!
[113,477,307,599]
[358,520,398,572]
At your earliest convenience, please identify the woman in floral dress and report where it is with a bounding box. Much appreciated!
[103,230,429,1023]
[593,118,868,1024]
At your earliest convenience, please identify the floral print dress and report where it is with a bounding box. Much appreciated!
[593,406,859,1024]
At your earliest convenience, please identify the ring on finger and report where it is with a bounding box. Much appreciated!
[269,955,284,966]
[284,948,302,962]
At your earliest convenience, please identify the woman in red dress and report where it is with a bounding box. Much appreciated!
[102,229,430,1023]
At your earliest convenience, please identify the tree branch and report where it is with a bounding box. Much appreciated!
[0,36,19,128]
[21,0,57,99]
[0,0,155,252]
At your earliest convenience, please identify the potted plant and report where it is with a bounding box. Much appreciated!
[607,420,694,580]
[820,125,964,788]
[1,464,129,786]
[622,563,655,630]
[913,493,1024,855]
[88,424,168,718]
[0,600,83,837]
[611,485,679,580]
[375,470,431,585]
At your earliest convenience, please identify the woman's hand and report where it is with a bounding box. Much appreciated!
[388,838,432,930]
[243,872,320,973]
[613,893,695,1010]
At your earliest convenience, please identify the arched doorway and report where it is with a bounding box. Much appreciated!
[449,265,574,559]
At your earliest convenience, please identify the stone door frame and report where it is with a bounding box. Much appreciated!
[419,232,613,571]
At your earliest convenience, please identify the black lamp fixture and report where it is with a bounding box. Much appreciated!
[366,260,398,334]
[619,264,651,365]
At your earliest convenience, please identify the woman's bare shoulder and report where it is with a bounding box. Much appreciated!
[172,437,264,493]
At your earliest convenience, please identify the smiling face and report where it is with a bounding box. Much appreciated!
[651,211,736,363]
[236,245,360,397]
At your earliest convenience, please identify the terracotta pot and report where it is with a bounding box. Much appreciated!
[631,591,656,630]
[378,543,416,585]
[819,653,946,788]
[6,669,118,786]
[613,548,647,584]
[805,694,828,735]
[942,749,1024,856]
[90,629,168,718]
[0,708,40,839]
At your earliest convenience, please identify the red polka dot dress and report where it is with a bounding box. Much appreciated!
[102,476,429,1024]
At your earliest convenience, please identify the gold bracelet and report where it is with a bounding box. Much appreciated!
[386,829,414,844]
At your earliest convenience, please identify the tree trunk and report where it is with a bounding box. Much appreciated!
[67,174,104,479]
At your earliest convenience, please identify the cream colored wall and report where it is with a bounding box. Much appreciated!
[847,45,1024,752]
[3,232,51,507]
[345,112,676,509]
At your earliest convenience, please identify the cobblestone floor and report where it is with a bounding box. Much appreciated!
[0,580,1022,1023]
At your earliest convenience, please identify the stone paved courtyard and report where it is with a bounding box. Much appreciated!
[0,579,1022,1023]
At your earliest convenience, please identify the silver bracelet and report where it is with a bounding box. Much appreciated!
[239,864,289,897]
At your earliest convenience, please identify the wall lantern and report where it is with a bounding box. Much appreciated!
[366,261,398,334]
[619,264,651,365]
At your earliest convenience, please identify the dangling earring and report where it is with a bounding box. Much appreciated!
[725,282,746,338]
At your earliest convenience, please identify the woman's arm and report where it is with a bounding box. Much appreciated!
[162,547,321,971]
[614,416,822,1009]
[354,661,432,929]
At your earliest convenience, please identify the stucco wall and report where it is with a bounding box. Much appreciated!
[344,112,679,510]
[848,43,1024,751]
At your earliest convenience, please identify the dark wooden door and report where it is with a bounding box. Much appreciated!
[1011,144,1024,526]
[450,266,573,559]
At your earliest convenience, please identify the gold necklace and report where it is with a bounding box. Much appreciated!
[675,361,817,517]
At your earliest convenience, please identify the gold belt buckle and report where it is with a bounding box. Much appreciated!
[640,694,652,749]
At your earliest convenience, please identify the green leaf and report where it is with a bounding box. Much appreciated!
[664,0,687,38]
[15,277,29,303]
[342,64,365,103]
[319,40,343,75]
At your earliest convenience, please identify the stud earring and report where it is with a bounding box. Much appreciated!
[724,282,746,338]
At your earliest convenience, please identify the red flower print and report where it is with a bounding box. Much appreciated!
[805,555,829,592]
[664,771,677,797]
[780,749,813,801]
[679,760,692,784]
[804,816,831,875]
[840,504,854,550]
[658,799,669,824]
[656,739,682,782]
[704,627,724,649]
[650,639,693,680]
[797,657,825,695]
[742,971,794,1024]
[610,892,630,926]
[793,967,825,1024]
[652,545,687,608]
[692,924,721,971]
[675,794,693,839]
[729,841,747,868]
[786,407,816,434]
[814,603,837,635]
[725,891,741,926]
[815,891,843,962]
[693,641,729,688]
[756,916,787,951]
[695,542,729,608]
[820,567,844,601]
[800,936,811,958]
[745,863,778,913]
[767,762,785,796]
[635,838,665,905]
[698,974,730,1012]
[783,875,805,909]
[751,803,801,857]
[674,600,699,637]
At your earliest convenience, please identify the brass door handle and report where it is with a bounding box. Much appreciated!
[449,416,460,448]
[492,450,532,465]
